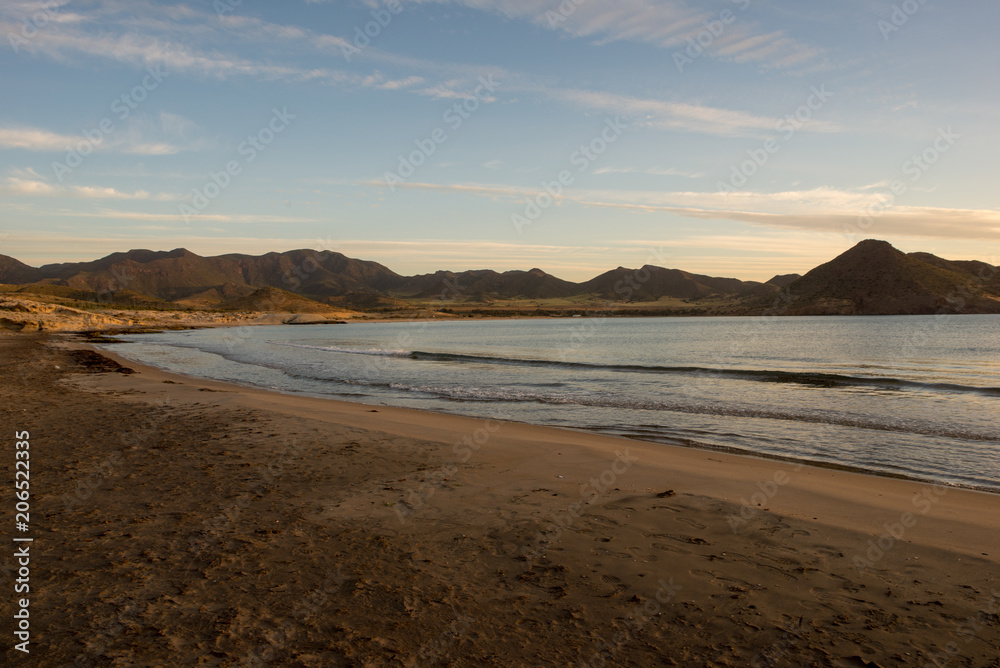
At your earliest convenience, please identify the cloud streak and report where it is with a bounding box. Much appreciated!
[407,0,823,71]
[1,1,799,140]
[553,88,840,137]
[0,127,80,151]
[372,180,1000,241]
[3,177,173,201]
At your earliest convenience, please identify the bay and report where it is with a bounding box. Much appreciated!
[108,315,1000,492]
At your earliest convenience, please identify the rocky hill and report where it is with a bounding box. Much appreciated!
[3,240,998,316]
[778,240,1000,315]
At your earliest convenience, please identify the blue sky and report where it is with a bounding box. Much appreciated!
[1,0,998,281]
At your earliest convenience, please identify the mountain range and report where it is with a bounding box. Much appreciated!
[1,239,998,315]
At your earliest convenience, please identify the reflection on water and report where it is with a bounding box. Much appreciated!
[110,315,1000,492]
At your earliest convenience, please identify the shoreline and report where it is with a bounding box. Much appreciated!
[60,334,1000,557]
[5,332,999,664]
[9,307,1000,338]
[87,328,1000,497]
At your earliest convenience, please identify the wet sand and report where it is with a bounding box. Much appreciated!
[2,332,998,666]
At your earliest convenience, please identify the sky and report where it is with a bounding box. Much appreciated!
[1,0,998,282]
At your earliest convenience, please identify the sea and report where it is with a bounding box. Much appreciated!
[106,315,1000,492]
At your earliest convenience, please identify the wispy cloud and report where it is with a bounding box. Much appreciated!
[0,2,480,93]
[0,112,207,156]
[67,210,321,224]
[3,176,173,201]
[1,1,800,142]
[371,179,1000,241]
[593,166,705,178]
[553,88,839,137]
[408,0,823,71]
[0,127,80,151]
[0,233,625,276]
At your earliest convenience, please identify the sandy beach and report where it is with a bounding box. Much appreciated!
[2,331,999,667]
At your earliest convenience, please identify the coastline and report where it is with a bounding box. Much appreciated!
[4,331,999,665]
[71,336,1000,554]
[93,323,1000,495]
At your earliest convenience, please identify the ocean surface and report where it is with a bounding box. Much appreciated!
[107,315,1000,492]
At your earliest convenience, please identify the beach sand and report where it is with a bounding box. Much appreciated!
[2,332,998,666]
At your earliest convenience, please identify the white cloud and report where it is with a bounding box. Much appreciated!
[407,0,823,71]
[2,177,173,201]
[0,111,207,156]
[554,88,839,137]
[593,166,705,178]
[371,179,1000,242]
[69,210,321,224]
[0,127,80,151]
[0,2,485,94]
[1,1,797,143]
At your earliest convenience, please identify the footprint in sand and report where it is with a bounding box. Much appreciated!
[718,551,753,564]
[753,562,799,581]
[815,546,846,559]
[651,504,681,513]
[761,554,801,567]
[625,546,659,562]
[665,533,710,546]
[586,515,623,528]
[698,572,761,592]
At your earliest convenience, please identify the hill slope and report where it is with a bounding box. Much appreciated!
[0,254,40,284]
[4,240,998,315]
[782,240,1000,315]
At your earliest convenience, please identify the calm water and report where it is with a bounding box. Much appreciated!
[108,315,1000,491]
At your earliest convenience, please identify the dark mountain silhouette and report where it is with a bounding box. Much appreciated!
[578,266,767,301]
[218,250,406,297]
[400,268,578,300]
[780,240,1000,315]
[907,252,1000,295]
[3,240,998,315]
[0,254,40,284]
[766,274,800,289]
